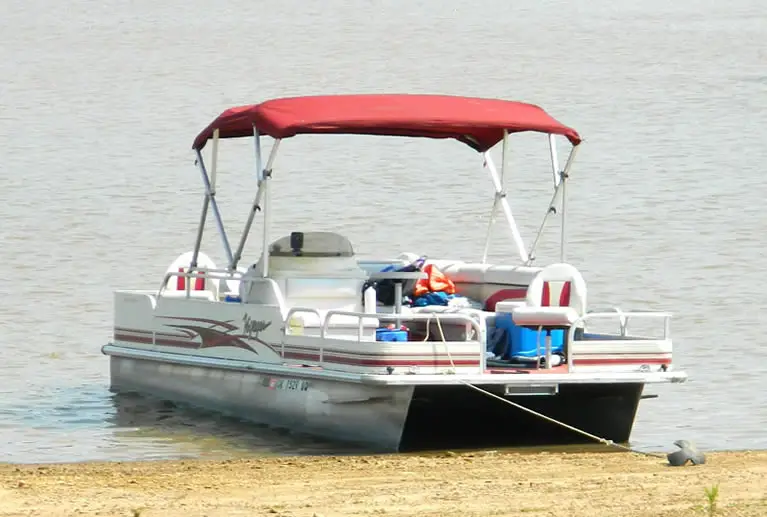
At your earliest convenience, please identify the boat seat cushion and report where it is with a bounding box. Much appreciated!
[440,263,541,287]
[511,306,580,328]
[429,261,542,310]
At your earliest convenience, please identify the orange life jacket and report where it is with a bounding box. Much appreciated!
[413,264,456,297]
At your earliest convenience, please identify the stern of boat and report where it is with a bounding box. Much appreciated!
[398,381,645,452]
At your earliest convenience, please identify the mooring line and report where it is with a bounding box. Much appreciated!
[458,379,666,458]
[428,311,666,458]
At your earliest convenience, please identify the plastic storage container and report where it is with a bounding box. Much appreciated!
[494,312,565,358]
[376,328,409,342]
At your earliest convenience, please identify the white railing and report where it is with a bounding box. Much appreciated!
[154,271,674,376]
[570,309,672,339]
[565,310,673,372]
[282,309,487,371]
[158,267,244,298]
[282,307,323,360]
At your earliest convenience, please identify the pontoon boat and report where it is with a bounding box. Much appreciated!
[103,94,687,452]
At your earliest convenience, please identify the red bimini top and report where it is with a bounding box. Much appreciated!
[192,94,581,152]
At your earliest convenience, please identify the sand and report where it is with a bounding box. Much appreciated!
[1,450,765,517]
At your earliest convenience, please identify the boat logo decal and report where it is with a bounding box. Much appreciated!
[242,314,272,340]
[157,316,277,355]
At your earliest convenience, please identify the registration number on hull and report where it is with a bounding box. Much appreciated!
[262,377,310,392]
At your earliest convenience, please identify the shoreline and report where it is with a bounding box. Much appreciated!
[2,449,766,516]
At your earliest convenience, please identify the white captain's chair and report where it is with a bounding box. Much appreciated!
[512,263,588,329]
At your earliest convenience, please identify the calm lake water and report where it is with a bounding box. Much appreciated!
[1,0,765,463]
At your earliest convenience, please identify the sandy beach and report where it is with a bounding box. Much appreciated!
[1,449,765,517]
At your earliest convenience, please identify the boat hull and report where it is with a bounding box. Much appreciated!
[109,354,413,452]
[108,353,645,452]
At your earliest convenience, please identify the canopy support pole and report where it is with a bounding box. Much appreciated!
[525,144,579,264]
[549,134,560,187]
[559,155,569,263]
[193,139,234,268]
[253,128,272,278]
[190,129,221,271]
[230,136,281,270]
[484,150,528,264]
[190,193,210,270]
[481,131,509,263]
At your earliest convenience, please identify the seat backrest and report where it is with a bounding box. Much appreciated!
[438,262,542,311]
[163,251,220,299]
[378,254,544,311]
[525,263,587,315]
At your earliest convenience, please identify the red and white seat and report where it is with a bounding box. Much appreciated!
[511,263,587,329]
[162,251,220,300]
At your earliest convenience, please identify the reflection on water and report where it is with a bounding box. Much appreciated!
[0,383,369,465]
[106,391,371,460]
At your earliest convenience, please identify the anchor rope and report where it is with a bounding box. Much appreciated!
[432,315,665,459]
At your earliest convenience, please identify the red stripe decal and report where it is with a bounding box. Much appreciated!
[282,351,479,367]
[576,358,672,365]
[114,333,199,348]
[113,333,480,367]
[484,288,528,311]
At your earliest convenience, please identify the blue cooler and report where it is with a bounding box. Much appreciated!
[376,328,408,342]
[494,312,565,358]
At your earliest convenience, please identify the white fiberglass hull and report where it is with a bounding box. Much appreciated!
[107,351,413,452]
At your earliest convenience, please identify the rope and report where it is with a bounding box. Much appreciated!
[427,308,664,459]
[434,316,457,374]
[457,380,665,458]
